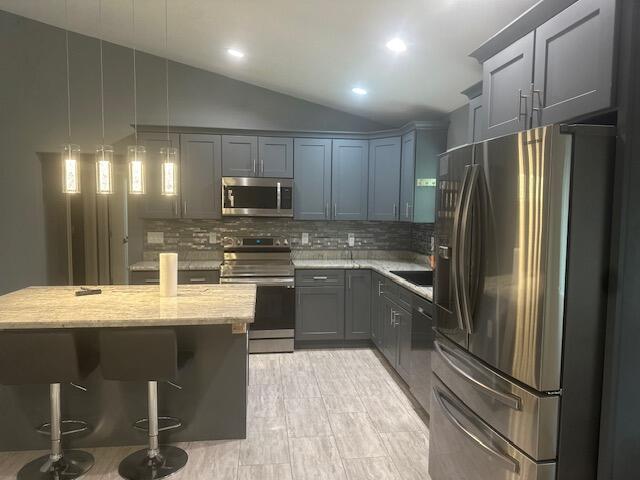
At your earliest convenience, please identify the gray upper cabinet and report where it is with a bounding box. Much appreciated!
[140,132,180,219]
[258,137,294,178]
[295,285,345,341]
[222,135,258,177]
[180,134,222,219]
[294,138,332,220]
[532,0,615,126]
[399,132,416,222]
[332,139,369,220]
[345,270,372,340]
[467,96,484,143]
[368,137,401,221]
[482,31,534,139]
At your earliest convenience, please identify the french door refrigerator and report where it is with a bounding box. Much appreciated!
[430,124,615,480]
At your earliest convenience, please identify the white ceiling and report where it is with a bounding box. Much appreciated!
[0,0,539,126]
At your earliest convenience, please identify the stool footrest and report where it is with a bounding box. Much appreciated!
[36,419,91,437]
[133,416,182,433]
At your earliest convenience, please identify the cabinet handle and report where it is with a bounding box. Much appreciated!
[348,275,351,290]
[183,200,187,216]
[312,276,328,281]
[334,203,337,218]
[405,202,409,218]
[145,278,160,284]
[518,89,529,123]
[531,83,544,123]
[393,204,397,217]
[189,277,207,283]
[173,202,178,216]
[378,281,384,296]
[325,203,329,219]
[260,158,264,175]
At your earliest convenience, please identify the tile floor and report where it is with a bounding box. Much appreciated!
[0,348,431,480]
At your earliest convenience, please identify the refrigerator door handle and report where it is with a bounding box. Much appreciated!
[450,167,472,332]
[434,340,522,410]
[458,164,480,334]
[433,386,520,474]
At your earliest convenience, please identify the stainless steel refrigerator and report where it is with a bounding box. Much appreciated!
[429,124,615,480]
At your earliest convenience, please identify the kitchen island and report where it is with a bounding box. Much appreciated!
[0,284,256,451]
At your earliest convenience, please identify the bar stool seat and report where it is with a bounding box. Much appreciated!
[100,328,189,480]
[0,330,98,480]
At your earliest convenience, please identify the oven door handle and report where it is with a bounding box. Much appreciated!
[220,277,295,287]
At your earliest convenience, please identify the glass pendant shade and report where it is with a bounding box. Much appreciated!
[62,144,81,194]
[160,146,178,196]
[127,145,146,194]
[95,145,114,194]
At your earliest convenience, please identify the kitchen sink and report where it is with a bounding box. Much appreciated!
[389,270,433,287]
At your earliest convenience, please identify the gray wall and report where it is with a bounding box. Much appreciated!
[0,10,386,295]
[446,104,470,150]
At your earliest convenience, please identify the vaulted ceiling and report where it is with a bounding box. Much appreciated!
[0,0,539,126]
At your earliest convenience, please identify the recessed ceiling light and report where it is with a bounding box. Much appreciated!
[352,87,368,96]
[227,48,245,58]
[386,38,407,53]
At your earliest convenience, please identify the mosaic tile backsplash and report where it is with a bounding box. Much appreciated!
[142,218,435,257]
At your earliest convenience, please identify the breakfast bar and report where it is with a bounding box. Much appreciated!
[0,284,256,452]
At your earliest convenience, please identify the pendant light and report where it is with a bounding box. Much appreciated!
[127,0,146,194]
[62,0,80,194]
[161,0,178,196]
[95,0,114,195]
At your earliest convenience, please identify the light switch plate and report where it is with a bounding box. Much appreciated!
[416,178,437,187]
[147,232,164,245]
[301,233,309,245]
[208,232,217,244]
[348,233,355,247]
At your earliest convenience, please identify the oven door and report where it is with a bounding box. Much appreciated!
[222,177,293,217]
[220,277,295,337]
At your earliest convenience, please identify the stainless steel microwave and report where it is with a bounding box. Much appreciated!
[222,177,293,217]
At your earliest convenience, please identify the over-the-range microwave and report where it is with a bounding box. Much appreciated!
[222,177,293,217]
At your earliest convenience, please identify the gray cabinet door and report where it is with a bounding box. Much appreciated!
[332,139,369,220]
[371,274,386,348]
[467,96,484,143]
[380,297,397,364]
[532,0,615,126]
[294,138,332,220]
[295,286,345,341]
[345,270,372,340]
[482,31,534,139]
[400,132,416,222]
[181,134,222,219]
[140,132,180,219]
[395,306,412,383]
[368,137,401,221]
[222,135,258,177]
[259,137,294,178]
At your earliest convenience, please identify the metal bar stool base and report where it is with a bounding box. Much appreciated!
[118,446,188,480]
[17,450,94,480]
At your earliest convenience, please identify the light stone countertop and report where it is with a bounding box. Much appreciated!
[129,260,222,272]
[0,285,256,329]
[293,259,434,301]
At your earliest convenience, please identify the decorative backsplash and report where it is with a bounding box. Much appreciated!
[410,223,435,255]
[142,218,435,258]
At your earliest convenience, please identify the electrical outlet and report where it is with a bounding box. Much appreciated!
[208,232,217,244]
[301,233,309,245]
[348,233,355,247]
[416,178,437,187]
[147,232,164,245]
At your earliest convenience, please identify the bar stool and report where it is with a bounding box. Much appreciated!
[99,328,188,480]
[0,330,98,480]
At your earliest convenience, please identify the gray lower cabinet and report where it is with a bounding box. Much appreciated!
[139,132,181,219]
[295,286,345,341]
[394,305,412,384]
[368,137,401,221]
[371,273,386,348]
[345,270,372,340]
[399,132,416,222]
[482,31,535,139]
[222,135,258,177]
[293,138,332,220]
[332,139,369,220]
[380,297,397,364]
[532,0,615,126]
[180,134,222,219]
[258,137,294,178]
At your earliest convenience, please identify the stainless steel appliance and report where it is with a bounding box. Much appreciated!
[430,125,615,480]
[222,177,293,217]
[220,236,295,353]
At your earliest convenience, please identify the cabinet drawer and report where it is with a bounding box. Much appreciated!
[296,269,345,287]
[178,270,219,284]
[130,271,161,285]
[385,282,412,311]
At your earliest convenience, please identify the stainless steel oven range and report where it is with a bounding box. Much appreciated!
[220,236,294,353]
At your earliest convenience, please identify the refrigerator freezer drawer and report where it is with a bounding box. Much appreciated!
[433,335,559,461]
[429,376,556,480]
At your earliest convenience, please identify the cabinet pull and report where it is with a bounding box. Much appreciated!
[253,156,257,176]
[173,202,178,216]
[348,275,351,290]
[334,203,337,218]
[393,204,397,217]
[183,200,187,216]
[312,276,328,281]
[145,278,160,284]
[378,281,384,296]
[518,89,529,123]
[189,277,207,283]
[531,84,544,123]
[325,203,329,219]
[405,202,409,218]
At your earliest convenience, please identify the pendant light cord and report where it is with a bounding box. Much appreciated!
[65,0,72,143]
[165,0,170,143]
[99,0,105,144]
[132,0,138,144]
